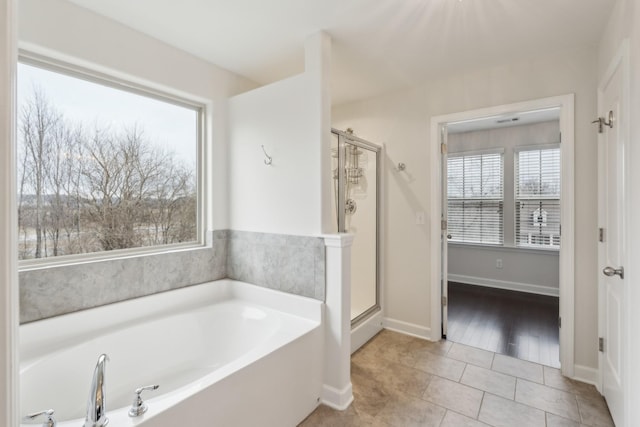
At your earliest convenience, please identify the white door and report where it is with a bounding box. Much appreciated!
[598,42,628,427]
[441,125,449,338]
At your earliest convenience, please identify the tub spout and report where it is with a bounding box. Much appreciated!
[83,354,109,427]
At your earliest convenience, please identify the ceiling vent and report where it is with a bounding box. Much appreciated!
[496,117,520,124]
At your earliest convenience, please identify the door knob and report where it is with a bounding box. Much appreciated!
[447,234,452,239]
[603,266,624,279]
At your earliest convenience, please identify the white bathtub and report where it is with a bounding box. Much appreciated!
[20,279,324,427]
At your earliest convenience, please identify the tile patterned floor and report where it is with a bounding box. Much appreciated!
[299,330,615,427]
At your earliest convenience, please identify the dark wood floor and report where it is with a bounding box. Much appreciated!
[447,282,560,368]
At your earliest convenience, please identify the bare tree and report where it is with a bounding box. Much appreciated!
[146,162,194,245]
[18,87,197,259]
[19,87,61,258]
[81,125,191,251]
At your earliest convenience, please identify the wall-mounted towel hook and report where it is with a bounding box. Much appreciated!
[396,162,406,171]
[261,145,273,165]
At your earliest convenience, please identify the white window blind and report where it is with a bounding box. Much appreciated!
[447,151,503,245]
[515,147,561,249]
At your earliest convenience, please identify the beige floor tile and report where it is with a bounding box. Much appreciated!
[492,353,544,383]
[351,366,392,421]
[448,342,495,368]
[371,393,446,427]
[375,333,453,368]
[374,332,424,368]
[401,332,454,356]
[352,346,381,369]
[298,404,371,427]
[478,393,546,427]
[413,348,466,381]
[546,412,586,427]
[422,375,484,418]
[576,394,615,427]
[354,357,433,398]
[460,364,516,400]
[363,330,414,358]
[301,331,614,427]
[515,378,580,421]
[441,410,491,427]
[543,366,600,397]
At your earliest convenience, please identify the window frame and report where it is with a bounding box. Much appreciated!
[513,143,561,251]
[447,148,505,247]
[17,52,207,270]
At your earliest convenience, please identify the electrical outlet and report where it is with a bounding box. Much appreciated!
[415,211,425,225]
[496,259,503,269]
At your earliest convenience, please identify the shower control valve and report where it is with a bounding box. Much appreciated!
[345,198,357,215]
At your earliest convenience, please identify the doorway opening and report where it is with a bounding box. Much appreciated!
[429,95,575,375]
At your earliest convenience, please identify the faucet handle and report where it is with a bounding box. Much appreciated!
[128,384,159,417]
[24,409,56,427]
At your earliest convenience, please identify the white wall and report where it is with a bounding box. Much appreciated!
[332,46,599,369]
[18,0,256,231]
[598,0,640,422]
[448,121,560,295]
[449,245,559,295]
[228,33,331,236]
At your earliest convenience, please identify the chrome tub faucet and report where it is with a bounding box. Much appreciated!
[84,354,109,427]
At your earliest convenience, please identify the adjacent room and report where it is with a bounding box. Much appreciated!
[445,111,562,368]
[1,0,639,426]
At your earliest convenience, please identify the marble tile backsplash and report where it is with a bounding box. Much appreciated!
[19,230,325,323]
[227,230,325,300]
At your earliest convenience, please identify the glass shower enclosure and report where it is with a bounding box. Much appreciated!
[331,129,380,325]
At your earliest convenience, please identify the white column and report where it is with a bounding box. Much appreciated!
[304,31,332,234]
[322,233,354,410]
[0,0,19,425]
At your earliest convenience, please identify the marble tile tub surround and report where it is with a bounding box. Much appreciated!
[20,230,325,323]
[226,230,325,301]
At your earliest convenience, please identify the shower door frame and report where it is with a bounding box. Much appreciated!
[331,128,382,327]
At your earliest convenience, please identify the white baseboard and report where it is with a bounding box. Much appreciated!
[448,274,560,297]
[383,317,433,341]
[572,364,600,390]
[321,383,353,410]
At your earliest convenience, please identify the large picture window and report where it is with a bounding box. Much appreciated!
[447,150,504,245]
[17,58,202,261]
[515,146,560,249]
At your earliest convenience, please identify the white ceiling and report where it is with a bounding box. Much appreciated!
[67,0,615,105]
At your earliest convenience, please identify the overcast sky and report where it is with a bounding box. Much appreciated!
[17,62,197,167]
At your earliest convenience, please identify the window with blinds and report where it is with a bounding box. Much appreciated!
[515,147,561,249]
[447,151,504,245]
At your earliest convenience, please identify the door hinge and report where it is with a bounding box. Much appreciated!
[558,316,561,328]
[442,296,447,306]
[599,227,605,243]
[441,220,448,231]
[559,132,562,143]
[441,142,447,154]
[592,111,614,134]
[599,337,605,352]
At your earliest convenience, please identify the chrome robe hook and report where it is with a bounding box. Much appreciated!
[261,145,272,165]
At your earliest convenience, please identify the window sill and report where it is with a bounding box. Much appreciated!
[18,241,208,272]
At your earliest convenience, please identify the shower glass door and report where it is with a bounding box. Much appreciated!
[331,129,380,325]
